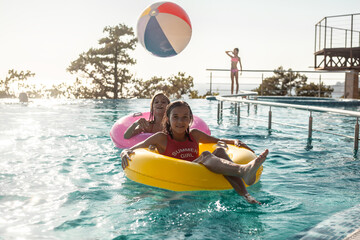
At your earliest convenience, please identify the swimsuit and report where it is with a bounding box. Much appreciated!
[163,134,199,162]
[231,57,239,73]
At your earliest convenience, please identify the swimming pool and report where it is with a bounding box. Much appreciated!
[0,99,359,239]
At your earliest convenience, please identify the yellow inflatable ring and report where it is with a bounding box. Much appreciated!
[124,143,263,191]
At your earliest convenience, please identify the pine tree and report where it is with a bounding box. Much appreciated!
[0,69,35,98]
[67,24,137,99]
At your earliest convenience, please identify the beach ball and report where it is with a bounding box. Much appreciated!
[137,2,192,57]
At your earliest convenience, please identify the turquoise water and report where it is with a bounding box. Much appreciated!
[0,99,359,240]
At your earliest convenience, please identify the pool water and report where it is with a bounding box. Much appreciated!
[0,99,359,240]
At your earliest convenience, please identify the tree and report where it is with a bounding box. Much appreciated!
[167,72,195,99]
[295,82,333,97]
[254,76,283,96]
[130,76,168,98]
[130,72,197,99]
[67,24,137,99]
[274,67,307,96]
[253,66,333,97]
[257,66,308,96]
[0,69,35,98]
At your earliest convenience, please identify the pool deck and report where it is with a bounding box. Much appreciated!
[255,96,360,107]
[300,204,360,240]
[344,228,360,240]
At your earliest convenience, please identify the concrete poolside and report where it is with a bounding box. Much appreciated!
[254,96,360,107]
[300,204,360,240]
[344,228,360,240]
[206,95,360,107]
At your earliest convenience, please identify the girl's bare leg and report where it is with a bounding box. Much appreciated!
[235,72,239,94]
[226,176,261,204]
[211,148,248,196]
[196,147,263,204]
[230,72,234,94]
[241,149,268,185]
[194,149,268,186]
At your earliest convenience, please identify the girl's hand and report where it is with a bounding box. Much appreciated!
[136,118,150,132]
[148,145,157,151]
[234,140,254,153]
[244,193,261,205]
[216,141,229,149]
[121,149,134,170]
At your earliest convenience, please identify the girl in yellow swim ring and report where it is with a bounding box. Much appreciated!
[121,101,269,204]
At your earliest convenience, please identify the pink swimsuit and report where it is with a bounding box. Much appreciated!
[231,57,239,73]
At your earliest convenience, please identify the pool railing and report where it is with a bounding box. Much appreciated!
[206,68,347,97]
[215,95,360,154]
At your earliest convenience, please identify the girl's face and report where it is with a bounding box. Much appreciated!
[152,95,169,116]
[233,49,238,55]
[169,106,191,135]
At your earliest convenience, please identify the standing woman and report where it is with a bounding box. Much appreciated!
[225,48,242,95]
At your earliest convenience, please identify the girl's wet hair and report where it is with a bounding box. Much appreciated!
[162,101,193,140]
[149,92,170,123]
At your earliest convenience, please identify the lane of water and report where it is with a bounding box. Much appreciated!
[0,99,359,239]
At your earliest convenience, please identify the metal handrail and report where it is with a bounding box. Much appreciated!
[315,13,360,52]
[315,24,360,35]
[206,68,341,73]
[205,68,345,97]
[216,96,360,118]
[215,95,360,153]
[316,13,360,25]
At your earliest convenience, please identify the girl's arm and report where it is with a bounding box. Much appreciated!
[225,50,233,57]
[123,118,150,139]
[123,122,142,139]
[238,57,243,75]
[190,129,254,152]
[121,132,166,169]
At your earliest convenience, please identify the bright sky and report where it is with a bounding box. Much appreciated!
[1,0,359,94]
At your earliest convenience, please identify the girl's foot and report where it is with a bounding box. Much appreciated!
[242,149,268,186]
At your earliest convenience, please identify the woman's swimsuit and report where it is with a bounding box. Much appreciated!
[163,134,199,162]
[231,57,239,73]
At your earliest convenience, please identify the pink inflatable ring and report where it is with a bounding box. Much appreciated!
[110,112,211,149]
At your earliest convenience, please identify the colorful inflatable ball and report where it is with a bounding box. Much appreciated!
[137,2,192,57]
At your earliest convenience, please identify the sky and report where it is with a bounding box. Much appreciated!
[1,0,360,95]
